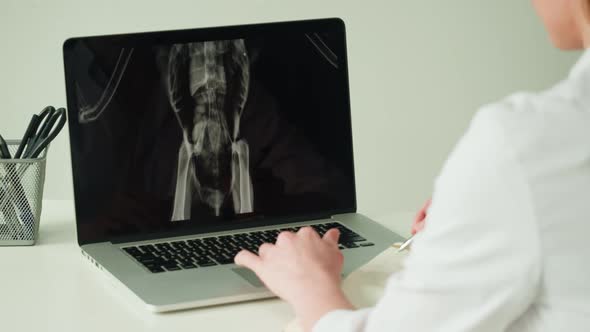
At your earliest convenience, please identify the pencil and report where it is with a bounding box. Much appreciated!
[397,235,414,252]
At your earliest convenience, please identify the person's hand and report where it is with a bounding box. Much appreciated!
[411,199,431,235]
[234,227,354,332]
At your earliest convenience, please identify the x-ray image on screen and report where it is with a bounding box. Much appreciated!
[162,40,253,221]
[66,31,355,242]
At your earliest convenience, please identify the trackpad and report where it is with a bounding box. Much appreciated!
[232,268,265,288]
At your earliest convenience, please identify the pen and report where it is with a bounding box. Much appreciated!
[0,132,34,237]
[0,136,19,239]
[0,134,11,159]
[14,114,40,159]
[0,187,19,239]
[397,235,414,252]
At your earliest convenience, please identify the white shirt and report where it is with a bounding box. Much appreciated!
[314,50,590,332]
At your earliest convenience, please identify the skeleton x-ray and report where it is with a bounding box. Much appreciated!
[67,32,354,241]
[163,40,253,220]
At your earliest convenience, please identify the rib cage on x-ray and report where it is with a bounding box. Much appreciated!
[166,40,253,221]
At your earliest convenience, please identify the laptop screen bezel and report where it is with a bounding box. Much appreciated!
[63,18,357,246]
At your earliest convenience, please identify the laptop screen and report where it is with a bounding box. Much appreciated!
[64,19,356,245]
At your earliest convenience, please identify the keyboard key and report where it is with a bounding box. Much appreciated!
[341,234,366,242]
[123,246,140,254]
[197,261,217,267]
[165,266,181,271]
[139,244,156,252]
[360,242,375,247]
[139,257,159,265]
[149,266,165,273]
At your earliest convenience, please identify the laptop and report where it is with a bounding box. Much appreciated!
[62,18,404,312]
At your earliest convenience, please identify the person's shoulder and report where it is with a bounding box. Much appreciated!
[474,91,550,130]
[473,77,586,145]
[477,75,586,128]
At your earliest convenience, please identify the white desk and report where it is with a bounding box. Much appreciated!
[0,200,412,332]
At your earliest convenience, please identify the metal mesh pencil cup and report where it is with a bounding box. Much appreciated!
[0,140,47,245]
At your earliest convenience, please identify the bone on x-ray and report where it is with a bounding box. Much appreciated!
[166,40,254,221]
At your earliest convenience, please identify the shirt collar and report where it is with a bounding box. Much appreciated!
[569,48,590,78]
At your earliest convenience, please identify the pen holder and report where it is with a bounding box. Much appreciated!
[0,140,47,245]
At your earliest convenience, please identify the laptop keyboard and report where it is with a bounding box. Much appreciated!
[121,222,374,273]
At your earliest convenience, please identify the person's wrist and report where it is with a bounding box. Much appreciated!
[292,285,353,332]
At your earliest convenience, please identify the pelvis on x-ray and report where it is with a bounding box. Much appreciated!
[164,40,254,221]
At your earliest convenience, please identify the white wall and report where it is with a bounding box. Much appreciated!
[0,0,580,218]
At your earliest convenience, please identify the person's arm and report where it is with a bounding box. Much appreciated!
[235,105,542,332]
[313,107,542,331]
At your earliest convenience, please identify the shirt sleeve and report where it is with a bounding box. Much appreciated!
[313,106,542,332]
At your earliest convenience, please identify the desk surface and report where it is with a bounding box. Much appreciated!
[0,200,412,332]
